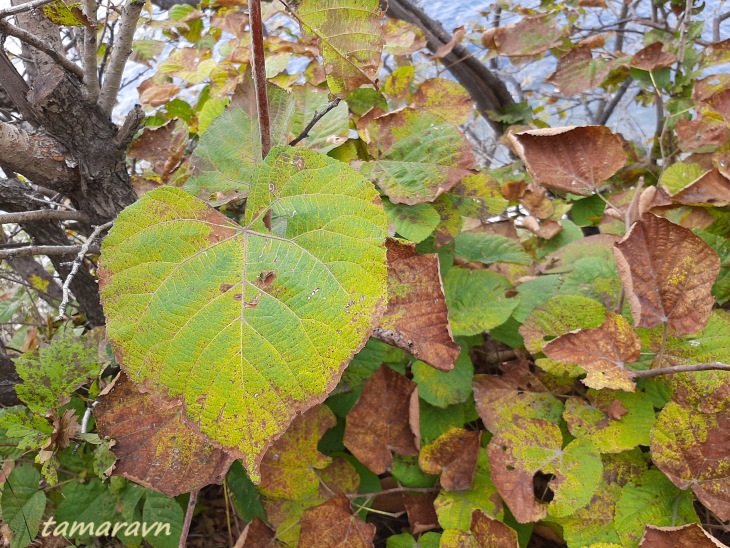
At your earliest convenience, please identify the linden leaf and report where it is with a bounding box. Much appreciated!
[100,147,388,481]
[563,389,655,453]
[0,464,46,548]
[94,373,234,497]
[383,200,440,243]
[489,16,562,56]
[298,495,376,546]
[487,418,602,523]
[454,232,532,265]
[630,42,677,71]
[291,85,350,152]
[412,351,473,408]
[258,405,336,500]
[670,168,730,207]
[509,126,625,196]
[419,427,481,491]
[443,268,518,336]
[361,109,475,205]
[470,510,519,547]
[374,240,460,372]
[297,0,383,98]
[546,45,611,95]
[650,401,730,521]
[411,79,474,126]
[613,213,720,335]
[542,313,641,392]
[42,0,91,26]
[614,469,698,548]
[639,523,727,547]
[343,365,419,474]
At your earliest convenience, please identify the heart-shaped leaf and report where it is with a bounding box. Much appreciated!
[99,146,388,481]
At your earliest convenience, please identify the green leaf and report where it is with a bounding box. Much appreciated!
[183,88,295,201]
[387,532,441,547]
[197,97,229,135]
[227,460,266,522]
[383,200,440,243]
[570,194,606,227]
[563,390,655,453]
[142,491,184,548]
[443,268,518,336]
[291,86,350,152]
[420,400,477,445]
[297,0,383,98]
[100,147,388,481]
[55,478,118,540]
[391,455,439,488]
[659,162,706,195]
[435,449,502,531]
[454,232,532,265]
[42,0,90,26]
[696,230,730,305]
[14,329,101,415]
[0,464,46,548]
[614,469,698,548]
[412,351,473,408]
[450,172,508,219]
[93,441,117,480]
[513,275,562,323]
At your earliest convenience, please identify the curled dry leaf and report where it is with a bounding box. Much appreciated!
[542,313,641,392]
[433,25,466,59]
[639,523,728,547]
[670,168,730,207]
[613,213,720,335]
[94,373,235,497]
[509,126,625,196]
[630,42,677,71]
[374,239,459,372]
[343,365,419,474]
[522,216,563,239]
[297,495,376,547]
[419,427,481,491]
[403,493,439,534]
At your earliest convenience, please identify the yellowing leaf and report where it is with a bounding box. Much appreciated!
[543,314,641,391]
[42,0,92,27]
[509,126,625,196]
[419,428,481,491]
[613,213,720,335]
[297,0,383,98]
[100,147,388,481]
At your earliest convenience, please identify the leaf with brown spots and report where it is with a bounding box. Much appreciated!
[509,126,625,196]
[343,365,419,474]
[297,495,376,547]
[412,78,474,125]
[374,240,460,372]
[470,510,519,547]
[94,373,235,497]
[419,428,481,491]
[639,524,728,547]
[542,313,641,392]
[651,401,730,521]
[613,213,720,335]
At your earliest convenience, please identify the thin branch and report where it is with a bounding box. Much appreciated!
[0,20,84,79]
[97,0,144,116]
[632,363,730,379]
[58,220,112,319]
[345,486,440,499]
[289,98,342,146]
[597,76,633,125]
[81,0,100,101]
[714,11,730,42]
[179,489,199,548]
[0,0,57,19]
[0,210,89,225]
[0,244,100,260]
[250,0,271,158]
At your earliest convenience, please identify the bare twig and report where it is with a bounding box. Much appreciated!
[345,486,440,499]
[289,98,342,146]
[0,0,57,18]
[0,20,84,79]
[179,489,199,548]
[0,244,100,260]
[677,0,694,68]
[597,77,633,125]
[0,210,89,225]
[632,362,730,379]
[81,0,100,101]
[97,0,144,115]
[713,11,730,42]
[250,0,271,158]
[58,221,112,319]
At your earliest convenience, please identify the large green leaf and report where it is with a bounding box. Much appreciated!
[100,146,388,480]
[297,0,383,98]
[0,464,46,548]
[454,231,532,265]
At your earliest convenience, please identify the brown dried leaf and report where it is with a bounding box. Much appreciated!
[419,428,481,491]
[94,373,234,497]
[670,168,730,207]
[613,213,720,335]
[471,509,519,547]
[522,216,562,239]
[374,240,459,372]
[543,313,640,392]
[139,83,180,107]
[520,184,554,219]
[492,16,562,57]
[510,126,625,196]
[343,365,419,474]
[675,116,728,153]
[546,45,611,95]
[403,493,439,533]
[639,524,728,547]
[433,26,465,59]
[607,399,628,420]
[128,120,188,180]
[297,495,376,547]
[241,517,280,547]
[630,42,677,71]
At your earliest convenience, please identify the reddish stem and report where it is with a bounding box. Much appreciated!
[179,489,199,548]
[250,0,271,158]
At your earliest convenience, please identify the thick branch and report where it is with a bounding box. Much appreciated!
[250,0,271,158]
[0,0,56,18]
[9,0,64,80]
[81,0,100,101]
[0,210,88,224]
[632,363,730,379]
[0,354,21,407]
[0,19,84,79]
[98,0,144,115]
[0,50,38,125]
[596,77,633,125]
[0,120,79,191]
[0,244,100,259]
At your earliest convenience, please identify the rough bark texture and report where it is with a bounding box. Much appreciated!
[0,354,21,407]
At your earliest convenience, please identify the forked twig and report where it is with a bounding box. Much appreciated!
[289,98,342,146]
